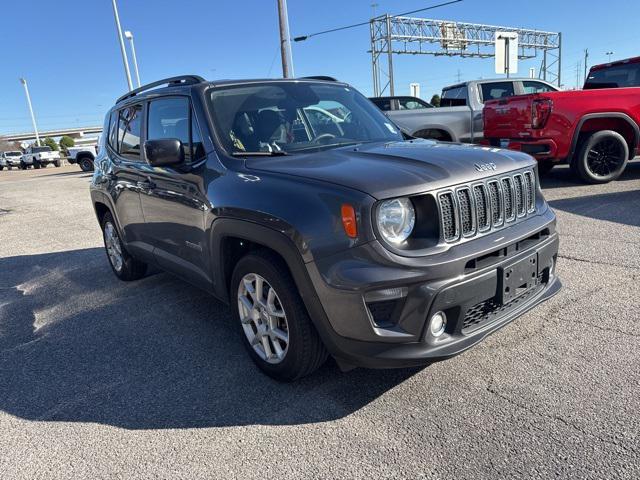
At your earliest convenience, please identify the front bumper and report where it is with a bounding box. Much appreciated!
[305,208,560,368]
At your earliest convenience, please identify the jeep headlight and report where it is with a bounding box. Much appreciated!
[377,198,415,245]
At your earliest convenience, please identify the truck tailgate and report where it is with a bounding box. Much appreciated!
[483,95,536,139]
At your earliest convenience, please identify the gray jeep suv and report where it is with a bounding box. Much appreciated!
[90,75,560,381]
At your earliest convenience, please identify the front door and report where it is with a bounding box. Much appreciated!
[138,96,211,287]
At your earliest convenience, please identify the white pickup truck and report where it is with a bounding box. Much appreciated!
[66,145,97,171]
[21,145,61,169]
[0,151,23,170]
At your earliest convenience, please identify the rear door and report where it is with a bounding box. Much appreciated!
[105,104,153,261]
[139,95,211,287]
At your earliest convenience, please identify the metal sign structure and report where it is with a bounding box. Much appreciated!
[495,31,519,76]
[370,15,562,96]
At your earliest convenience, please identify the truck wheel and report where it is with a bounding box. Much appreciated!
[54,159,61,168]
[33,160,41,169]
[79,157,94,171]
[0,166,4,171]
[231,251,328,381]
[20,161,26,170]
[574,130,628,184]
[101,212,147,281]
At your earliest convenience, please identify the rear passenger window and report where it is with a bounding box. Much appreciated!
[440,86,468,107]
[147,97,205,162]
[522,81,556,94]
[480,82,515,102]
[117,105,143,160]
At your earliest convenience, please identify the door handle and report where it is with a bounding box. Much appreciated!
[137,178,156,190]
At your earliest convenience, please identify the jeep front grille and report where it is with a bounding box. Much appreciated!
[437,170,536,243]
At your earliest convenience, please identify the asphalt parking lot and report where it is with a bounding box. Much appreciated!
[0,163,639,479]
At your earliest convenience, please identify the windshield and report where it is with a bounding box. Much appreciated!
[208,82,403,154]
[6,151,22,157]
[32,146,51,153]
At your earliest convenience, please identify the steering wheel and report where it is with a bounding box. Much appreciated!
[311,133,337,144]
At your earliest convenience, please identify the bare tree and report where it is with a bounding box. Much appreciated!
[0,137,22,152]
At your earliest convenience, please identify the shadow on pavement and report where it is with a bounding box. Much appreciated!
[548,188,640,227]
[0,248,420,429]
[539,159,640,189]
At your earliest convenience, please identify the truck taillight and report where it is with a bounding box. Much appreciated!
[531,98,552,129]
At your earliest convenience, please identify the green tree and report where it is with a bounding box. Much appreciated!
[59,136,75,149]
[42,137,59,151]
[430,94,441,107]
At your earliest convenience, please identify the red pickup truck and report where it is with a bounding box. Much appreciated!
[483,56,640,183]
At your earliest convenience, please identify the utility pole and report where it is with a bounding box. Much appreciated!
[456,69,462,82]
[124,31,141,87]
[606,51,614,62]
[19,78,40,146]
[111,0,133,91]
[277,0,294,78]
[583,49,589,85]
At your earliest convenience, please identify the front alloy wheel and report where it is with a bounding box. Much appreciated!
[237,273,289,364]
[231,251,328,381]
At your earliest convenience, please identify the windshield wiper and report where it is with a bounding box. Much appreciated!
[231,151,288,157]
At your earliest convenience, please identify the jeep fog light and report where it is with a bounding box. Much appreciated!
[430,311,447,337]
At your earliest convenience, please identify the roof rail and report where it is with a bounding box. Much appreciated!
[300,76,339,82]
[116,75,205,104]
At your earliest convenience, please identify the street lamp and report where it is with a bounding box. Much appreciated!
[111,0,133,91]
[19,78,40,146]
[606,51,614,62]
[124,30,141,88]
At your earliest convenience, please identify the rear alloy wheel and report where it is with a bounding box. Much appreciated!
[231,251,328,381]
[79,157,94,171]
[574,130,628,184]
[101,212,147,281]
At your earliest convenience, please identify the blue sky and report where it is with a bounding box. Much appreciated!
[1,0,637,134]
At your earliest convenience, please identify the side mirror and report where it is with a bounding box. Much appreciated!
[144,139,184,166]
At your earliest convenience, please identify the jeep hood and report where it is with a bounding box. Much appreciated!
[246,140,536,199]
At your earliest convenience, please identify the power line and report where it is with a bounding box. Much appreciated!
[293,0,463,42]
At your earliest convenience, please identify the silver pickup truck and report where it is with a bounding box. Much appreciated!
[373,78,558,143]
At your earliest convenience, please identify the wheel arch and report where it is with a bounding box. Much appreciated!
[411,126,455,142]
[92,191,125,240]
[570,113,639,161]
[209,218,339,355]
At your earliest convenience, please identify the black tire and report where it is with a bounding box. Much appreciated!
[573,130,629,184]
[53,159,61,167]
[537,162,555,176]
[100,212,147,281]
[230,251,328,381]
[33,160,41,169]
[79,157,94,171]
[20,161,26,170]
[0,166,4,171]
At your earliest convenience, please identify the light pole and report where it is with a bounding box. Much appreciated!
[606,51,614,62]
[276,0,294,78]
[124,30,141,88]
[111,0,133,91]
[19,78,40,146]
